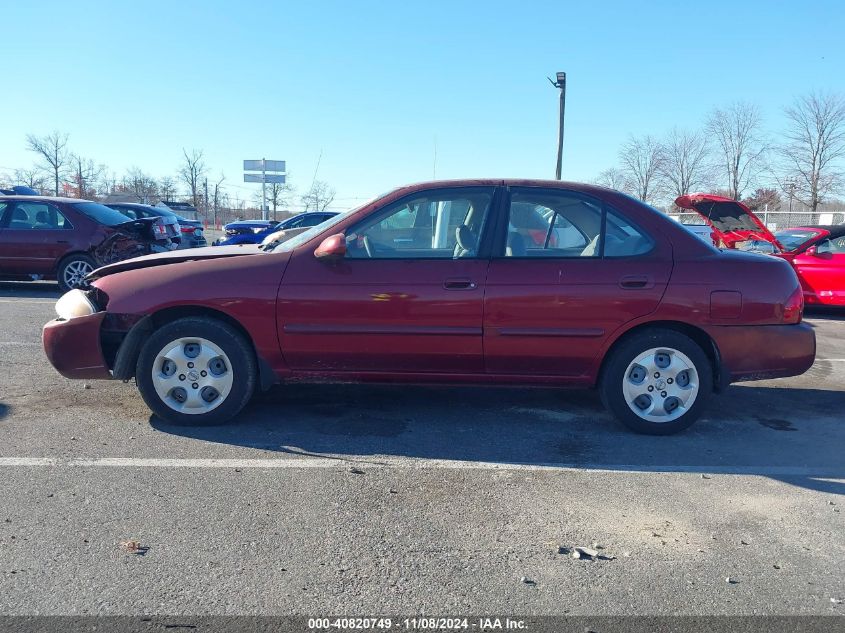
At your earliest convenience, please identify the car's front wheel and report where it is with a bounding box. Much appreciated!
[136,317,257,426]
[600,328,713,435]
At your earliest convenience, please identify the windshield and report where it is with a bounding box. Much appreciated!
[71,202,140,227]
[774,229,822,252]
[268,208,355,252]
[268,193,392,253]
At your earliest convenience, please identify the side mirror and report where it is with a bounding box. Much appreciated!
[809,244,832,257]
[314,233,347,260]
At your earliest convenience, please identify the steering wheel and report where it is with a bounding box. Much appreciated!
[362,235,374,258]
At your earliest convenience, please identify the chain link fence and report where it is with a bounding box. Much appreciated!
[670,208,845,230]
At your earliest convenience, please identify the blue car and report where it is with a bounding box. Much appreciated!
[215,212,338,246]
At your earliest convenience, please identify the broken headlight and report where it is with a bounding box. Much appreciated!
[55,289,98,320]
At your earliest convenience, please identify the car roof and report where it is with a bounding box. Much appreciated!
[394,178,616,194]
[0,195,92,203]
[789,225,845,239]
[108,202,174,213]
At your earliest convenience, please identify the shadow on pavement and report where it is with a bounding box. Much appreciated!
[805,307,845,322]
[150,381,845,496]
[0,281,61,299]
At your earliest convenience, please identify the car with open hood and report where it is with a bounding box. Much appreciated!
[0,196,175,291]
[676,193,845,307]
[42,180,815,435]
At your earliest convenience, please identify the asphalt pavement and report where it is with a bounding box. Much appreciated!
[0,281,843,616]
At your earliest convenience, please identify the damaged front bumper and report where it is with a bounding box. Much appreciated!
[42,312,112,380]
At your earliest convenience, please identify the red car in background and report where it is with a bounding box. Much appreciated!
[42,180,815,435]
[0,196,174,291]
[676,193,845,307]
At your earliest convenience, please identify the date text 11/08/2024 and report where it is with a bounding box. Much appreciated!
[307,617,527,630]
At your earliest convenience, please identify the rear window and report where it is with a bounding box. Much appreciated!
[71,202,134,227]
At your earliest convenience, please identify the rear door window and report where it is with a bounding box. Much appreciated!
[501,189,652,258]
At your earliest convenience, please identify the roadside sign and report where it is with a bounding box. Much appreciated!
[243,159,286,172]
[244,174,286,184]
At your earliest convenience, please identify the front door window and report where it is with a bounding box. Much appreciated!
[345,188,494,259]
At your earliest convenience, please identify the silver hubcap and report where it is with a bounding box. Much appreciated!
[63,260,93,288]
[622,347,699,423]
[152,337,234,414]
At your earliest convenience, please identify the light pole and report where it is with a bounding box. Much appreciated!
[785,179,797,213]
[548,71,567,180]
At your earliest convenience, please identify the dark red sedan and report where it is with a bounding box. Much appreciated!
[0,195,173,291]
[42,180,815,434]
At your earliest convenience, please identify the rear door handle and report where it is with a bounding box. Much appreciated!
[443,278,477,290]
[619,275,652,289]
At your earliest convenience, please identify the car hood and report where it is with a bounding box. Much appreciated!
[86,244,262,280]
[674,193,784,251]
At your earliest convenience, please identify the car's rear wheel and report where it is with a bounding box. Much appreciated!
[600,328,713,435]
[135,317,257,426]
[57,254,96,292]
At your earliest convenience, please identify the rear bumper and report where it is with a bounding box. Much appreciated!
[42,312,112,380]
[804,290,845,306]
[710,322,816,385]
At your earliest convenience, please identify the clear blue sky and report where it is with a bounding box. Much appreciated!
[1,0,843,208]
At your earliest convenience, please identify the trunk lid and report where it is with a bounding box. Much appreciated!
[674,193,785,251]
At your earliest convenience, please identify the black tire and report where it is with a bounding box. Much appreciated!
[57,254,96,292]
[135,317,257,426]
[599,328,713,435]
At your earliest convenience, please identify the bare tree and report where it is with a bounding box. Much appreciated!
[267,182,292,219]
[594,167,629,192]
[159,176,177,201]
[14,167,46,192]
[26,131,69,195]
[742,187,781,212]
[618,135,665,203]
[301,180,336,211]
[780,92,845,212]
[659,127,712,201]
[178,148,207,207]
[125,168,159,203]
[706,103,768,200]
[70,155,103,199]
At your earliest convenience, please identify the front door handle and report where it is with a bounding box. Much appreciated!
[619,275,652,289]
[443,278,477,290]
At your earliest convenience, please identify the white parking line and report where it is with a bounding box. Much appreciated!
[0,299,54,304]
[0,456,840,478]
